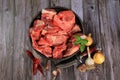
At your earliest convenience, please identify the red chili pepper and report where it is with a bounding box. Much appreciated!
[26,50,35,60]
[38,65,44,76]
[33,58,40,75]
[26,50,44,76]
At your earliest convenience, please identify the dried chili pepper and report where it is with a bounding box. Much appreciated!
[26,50,35,61]
[33,58,40,75]
[37,65,44,76]
[26,50,44,76]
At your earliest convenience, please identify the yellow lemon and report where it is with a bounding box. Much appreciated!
[93,51,105,64]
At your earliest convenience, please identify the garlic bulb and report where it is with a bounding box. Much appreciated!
[85,47,94,66]
[85,57,94,65]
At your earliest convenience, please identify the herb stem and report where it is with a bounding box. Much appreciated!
[87,47,91,58]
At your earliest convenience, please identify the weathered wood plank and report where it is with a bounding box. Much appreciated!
[82,0,105,80]
[83,0,101,43]
[24,0,33,80]
[50,0,71,8]
[71,0,83,21]
[0,0,14,80]
[37,0,50,11]
[98,0,112,80]
[98,0,120,80]
[12,0,26,79]
[71,0,87,80]
[0,0,4,80]
[0,0,3,67]
[60,66,76,80]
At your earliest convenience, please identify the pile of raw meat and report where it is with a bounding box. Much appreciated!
[29,9,82,59]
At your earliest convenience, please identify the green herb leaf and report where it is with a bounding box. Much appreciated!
[75,35,82,41]
[74,41,81,45]
[74,34,87,52]
[80,39,88,45]
[80,44,85,52]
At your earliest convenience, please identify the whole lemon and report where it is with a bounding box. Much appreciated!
[93,51,105,64]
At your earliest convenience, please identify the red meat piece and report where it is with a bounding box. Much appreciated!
[41,25,61,35]
[53,43,67,59]
[38,38,51,46]
[33,19,45,28]
[63,35,80,57]
[30,28,52,57]
[57,30,68,36]
[29,19,45,40]
[41,9,57,22]
[70,24,81,34]
[63,45,79,57]
[30,34,38,49]
[29,27,41,40]
[34,45,52,57]
[45,33,68,46]
[53,10,75,32]
[30,33,52,57]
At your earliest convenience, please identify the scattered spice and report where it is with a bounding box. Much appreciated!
[77,64,87,72]
[46,60,50,70]
[86,65,96,70]
[57,68,61,74]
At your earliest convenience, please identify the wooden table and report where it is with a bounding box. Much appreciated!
[0,0,120,80]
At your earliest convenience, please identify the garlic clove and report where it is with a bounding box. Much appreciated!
[85,57,95,66]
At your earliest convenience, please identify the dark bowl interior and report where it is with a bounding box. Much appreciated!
[29,7,83,63]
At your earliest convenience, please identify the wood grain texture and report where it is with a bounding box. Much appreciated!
[0,0,120,80]
[13,0,26,80]
[98,0,120,80]
[24,0,33,80]
[71,0,85,80]
[98,0,113,80]
[71,0,83,21]
[82,0,103,80]
[50,0,71,8]
[0,0,14,80]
